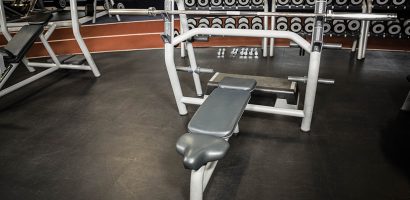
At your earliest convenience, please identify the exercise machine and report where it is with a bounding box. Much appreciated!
[0,0,100,98]
[110,1,395,199]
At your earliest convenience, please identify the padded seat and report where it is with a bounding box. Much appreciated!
[219,76,257,91]
[1,24,44,64]
[188,87,252,137]
[176,133,229,170]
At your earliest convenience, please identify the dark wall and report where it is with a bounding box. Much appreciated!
[119,0,164,9]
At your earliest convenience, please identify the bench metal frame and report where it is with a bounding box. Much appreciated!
[110,2,395,199]
[0,0,100,98]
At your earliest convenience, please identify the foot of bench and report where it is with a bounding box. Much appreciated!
[190,161,218,200]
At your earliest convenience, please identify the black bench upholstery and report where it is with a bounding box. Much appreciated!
[1,24,44,64]
[177,77,256,170]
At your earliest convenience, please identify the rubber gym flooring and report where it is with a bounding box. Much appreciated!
[0,48,409,200]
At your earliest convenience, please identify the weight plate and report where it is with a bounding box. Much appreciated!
[347,20,360,31]
[252,22,263,30]
[304,17,315,24]
[117,2,125,9]
[306,0,316,5]
[188,24,196,30]
[277,0,290,4]
[211,0,223,6]
[185,0,196,7]
[290,23,302,32]
[212,18,223,25]
[224,0,236,6]
[335,0,348,5]
[292,0,304,5]
[199,18,211,25]
[375,0,389,5]
[225,23,236,29]
[188,18,198,26]
[304,23,314,33]
[404,26,410,36]
[388,24,401,34]
[333,23,346,33]
[291,17,302,23]
[323,22,331,33]
[198,23,210,28]
[211,23,223,28]
[252,17,263,24]
[198,0,209,7]
[350,0,362,5]
[238,23,250,29]
[276,22,288,31]
[225,17,236,25]
[392,0,406,5]
[371,23,385,34]
[238,17,249,24]
[332,19,344,25]
[252,0,264,5]
[277,17,288,23]
[238,0,250,6]
[403,19,410,27]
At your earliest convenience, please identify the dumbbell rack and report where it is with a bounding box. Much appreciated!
[182,0,271,57]
[358,0,410,59]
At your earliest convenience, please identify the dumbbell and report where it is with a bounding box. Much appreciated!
[371,21,386,34]
[277,0,290,4]
[251,17,263,30]
[323,21,331,33]
[350,0,363,5]
[292,0,304,5]
[276,17,289,31]
[224,0,236,6]
[225,17,236,29]
[290,17,303,33]
[211,17,223,28]
[347,20,361,32]
[304,17,315,33]
[404,19,410,36]
[335,0,348,6]
[251,0,264,6]
[392,0,406,5]
[238,17,250,29]
[333,20,346,34]
[387,20,402,35]
[197,0,209,7]
[305,0,316,5]
[374,0,389,6]
[238,0,250,6]
[211,0,223,6]
[198,17,211,28]
[185,0,196,7]
[187,18,197,30]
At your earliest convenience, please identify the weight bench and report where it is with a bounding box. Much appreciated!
[176,77,256,200]
[0,14,51,81]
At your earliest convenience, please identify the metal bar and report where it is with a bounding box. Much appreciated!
[262,0,268,57]
[269,0,276,57]
[172,28,312,53]
[0,63,18,90]
[202,161,218,191]
[109,9,396,21]
[290,41,342,49]
[0,67,58,97]
[28,62,92,70]
[190,167,205,200]
[69,0,101,77]
[181,97,305,117]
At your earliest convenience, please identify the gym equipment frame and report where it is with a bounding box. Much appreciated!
[111,1,395,199]
[0,0,100,98]
[110,0,394,132]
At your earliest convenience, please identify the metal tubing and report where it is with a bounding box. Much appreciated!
[181,97,305,117]
[0,67,58,97]
[270,0,276,57]
[290,41,342,49]
[109,9,396,21]
[288,76,335,84]
[39,34,62,68]
[28,62,92,70]
[0,64,17,90]
[301,52,321,132]
[69,0,101,77]
[190,167,205,200]
[172,28,312,53]
[44,23,57,40]
[262,0,268,57]
[176,0,203,96]
[165,43,188,115]
[202,161,218,191]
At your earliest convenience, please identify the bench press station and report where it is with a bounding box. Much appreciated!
[0,0,100,98]
[110,2,395,199]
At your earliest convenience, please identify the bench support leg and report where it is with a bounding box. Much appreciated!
[301,52,321,132]
[190,166,205,200]
[401,90,410,112]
